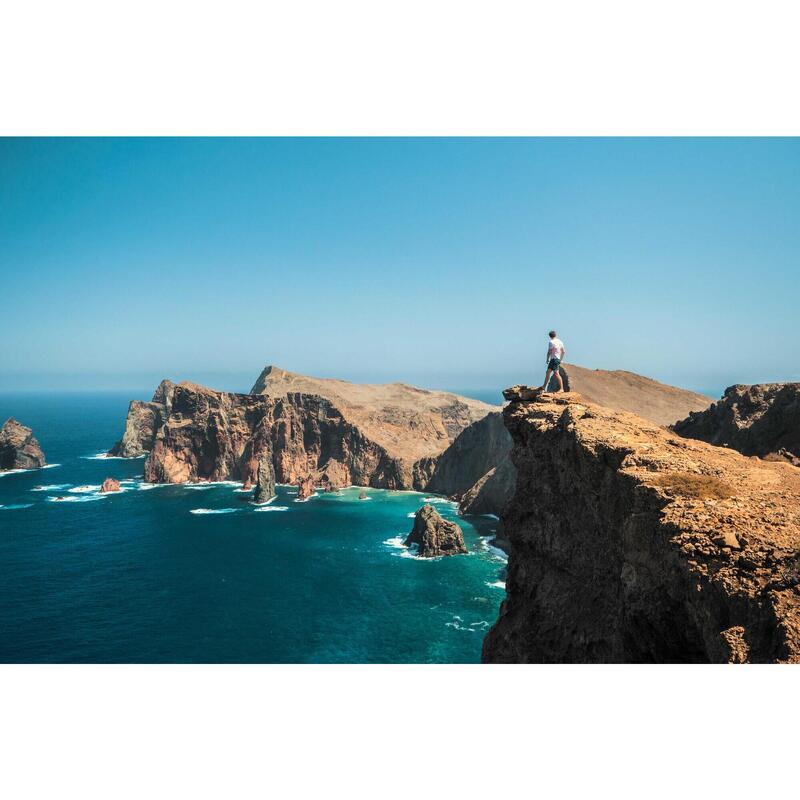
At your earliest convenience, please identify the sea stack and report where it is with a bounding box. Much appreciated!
[405,504,467,558]
[253,455,277,504]
[0,418,46,471]
[100,477,121,493]
[297,475,315,500]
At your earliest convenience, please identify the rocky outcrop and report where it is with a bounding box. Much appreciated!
[482,388,800,664]
[427,367,711,521]
[673,383,800,464]
[405,504,468,557]
[0,419,46,470]
[109,380,175,457]
[253,453,276,504]
[297,475,316,500]
[114,370,494,490]
[100,477,121,493]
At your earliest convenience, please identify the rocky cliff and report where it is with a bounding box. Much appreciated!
[673,383,800,465]
[0,418,46,471]
[405,504,467,557]
[251,365,498,487]
[109,380,175,457]
[112,375,491,490]
[482,388,800,664]
[428,366,713,520]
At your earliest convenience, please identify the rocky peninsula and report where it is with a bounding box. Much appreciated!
[482,388,800,663]
[0,418,46,471]
[110,368,496,490]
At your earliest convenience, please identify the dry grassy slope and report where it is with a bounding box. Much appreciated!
[565,365,712,426]
[250,365,499,461]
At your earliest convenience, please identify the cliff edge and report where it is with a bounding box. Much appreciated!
[482,388,800,663]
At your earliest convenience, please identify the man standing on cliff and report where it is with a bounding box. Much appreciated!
[542,330,565,392]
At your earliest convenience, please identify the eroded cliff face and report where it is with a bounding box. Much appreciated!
[0,418,46,470]
[109,380,175,457]
[113,379,466,490]
[673,383,800,465]
[482,389,800,664]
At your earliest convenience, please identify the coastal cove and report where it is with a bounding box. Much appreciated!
[0,392,505,663]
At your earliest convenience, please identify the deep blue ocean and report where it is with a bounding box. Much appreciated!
[0,393,506,663]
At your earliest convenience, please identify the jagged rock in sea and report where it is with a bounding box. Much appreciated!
[358,490,368,500]
[673,383,800,464]
[427,366,712,522]
[113,369,495,489]
[405,504,468,558]
[109,380,175,457]
[253,453,276,504]
[297,475,316,500]
[0,418,46,471]
[482,388,800,664]
[100,477,121,493]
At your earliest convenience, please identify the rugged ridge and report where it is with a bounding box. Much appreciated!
[482,388,800,664]
[673,383,800,464]
[405,504,467,558]
[0,418,46,471]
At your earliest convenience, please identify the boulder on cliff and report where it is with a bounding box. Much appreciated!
[405,504,467,558]
[673,382,800,464]
[100,477,121,493]
[482,389,800,664]
[0,418,46,471]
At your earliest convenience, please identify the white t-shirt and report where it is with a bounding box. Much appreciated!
[547,337,564,361]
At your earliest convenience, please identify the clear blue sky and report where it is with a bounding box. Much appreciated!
[1,138,798,397]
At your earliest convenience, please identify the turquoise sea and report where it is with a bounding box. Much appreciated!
[0,393,506,663]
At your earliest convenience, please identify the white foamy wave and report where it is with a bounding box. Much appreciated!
[406,511,417,518]
[81,452,143,460]
[383,535,406,549]
[41,464,61,470]
[253,506,289,513]
[68,485,102,494]
[485,580,506,590]
[233,487,253,493]
[189,508,240,515]
[293,493,319,503]
[31,484,72,492]
[46,495,107,503]
[478,536,509,562]
[0,503,33,510]
[422,496,456,505]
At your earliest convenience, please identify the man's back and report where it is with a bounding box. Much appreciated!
[548,337,564,359]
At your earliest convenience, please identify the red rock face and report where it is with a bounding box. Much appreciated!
[296,475,316,500]
[129,382,435,490]
[100,477,121,493]
[0,418,46,471]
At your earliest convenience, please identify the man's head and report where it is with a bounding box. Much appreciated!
[548,330,557,339]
